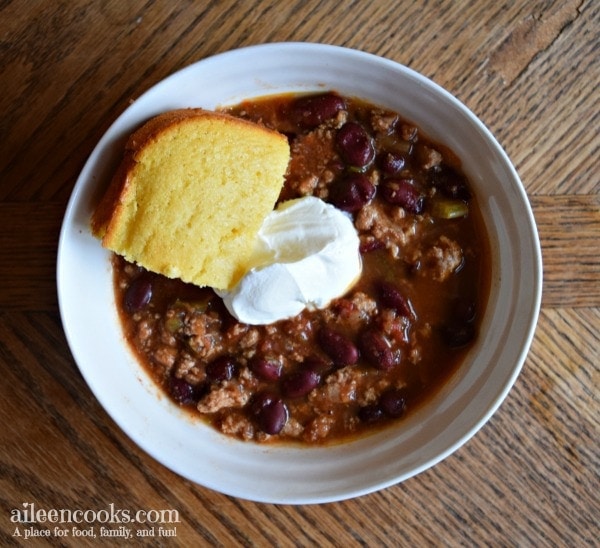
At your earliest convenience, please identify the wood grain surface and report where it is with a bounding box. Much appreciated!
[1,0,598,545]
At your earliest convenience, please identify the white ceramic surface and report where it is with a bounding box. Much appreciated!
[57,43,542,504]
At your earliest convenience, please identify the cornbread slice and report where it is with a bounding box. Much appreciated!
[91,108,290,290]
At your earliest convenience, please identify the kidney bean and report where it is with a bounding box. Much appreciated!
[452,298,476,324]
[336,122,375,168]
[329,173,375,213]
[124,277,152,312]
[359,329,395,370]
[379,151,406,175]
[249,357,282,381]
[358,403,385,423]
[167,377,196,404]
[428,164,471,201]
[206,356,237,382]
[252,392,288,435]
[250,391,275,414]
[318,327,359,366]
[281,369,321,398]
[380,179,424,214]
[291,93,346,129]
[261,399,288,435]
[441,323,476,348]
[378,281,414,317]
[303,355,334,375]
[379,388,407,418]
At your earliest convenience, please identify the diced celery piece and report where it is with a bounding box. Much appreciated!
[431,198,469,219]
[165,316,183,333]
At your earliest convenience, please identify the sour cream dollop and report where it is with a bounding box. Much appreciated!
[216,196,361,325]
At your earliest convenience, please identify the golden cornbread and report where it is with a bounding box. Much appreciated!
[91,108,290,290]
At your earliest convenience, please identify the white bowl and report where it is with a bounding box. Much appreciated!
[57,43,542,504]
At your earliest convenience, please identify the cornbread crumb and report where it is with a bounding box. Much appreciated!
[91,108,290,290]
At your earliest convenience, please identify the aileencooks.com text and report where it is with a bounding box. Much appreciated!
[10,502,180,525]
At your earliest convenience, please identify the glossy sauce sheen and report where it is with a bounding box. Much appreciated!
[113,92,491,444]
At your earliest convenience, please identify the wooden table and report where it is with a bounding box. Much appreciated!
[1,1,598,545]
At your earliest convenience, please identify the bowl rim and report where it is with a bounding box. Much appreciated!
[57,42,543,504]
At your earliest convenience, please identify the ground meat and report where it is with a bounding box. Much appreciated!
[288,127,341,198]
[355,201,418,258]
[296,174,319,195]
[421,236,464,281]
[237,328,260,351]
[418,146,443,169]
[197,381,249,413]
[186,312,223,360]
[331,109,348,128]
[318,366,361,404]
[159,325,177,347]
[370,109,398,134]
[379,309,411,345]
[219,412,255,441]
[281,417,304,438]
[153,345,177,368]
[136,320,153,347]
[174,353,199,378]
[399,123,418,141]
[323,292,377,328]
[356,378,394,406]
[304,414,336,442]
[269,315,315,363]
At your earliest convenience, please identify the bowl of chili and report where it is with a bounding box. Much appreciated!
[58,42,542,504]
